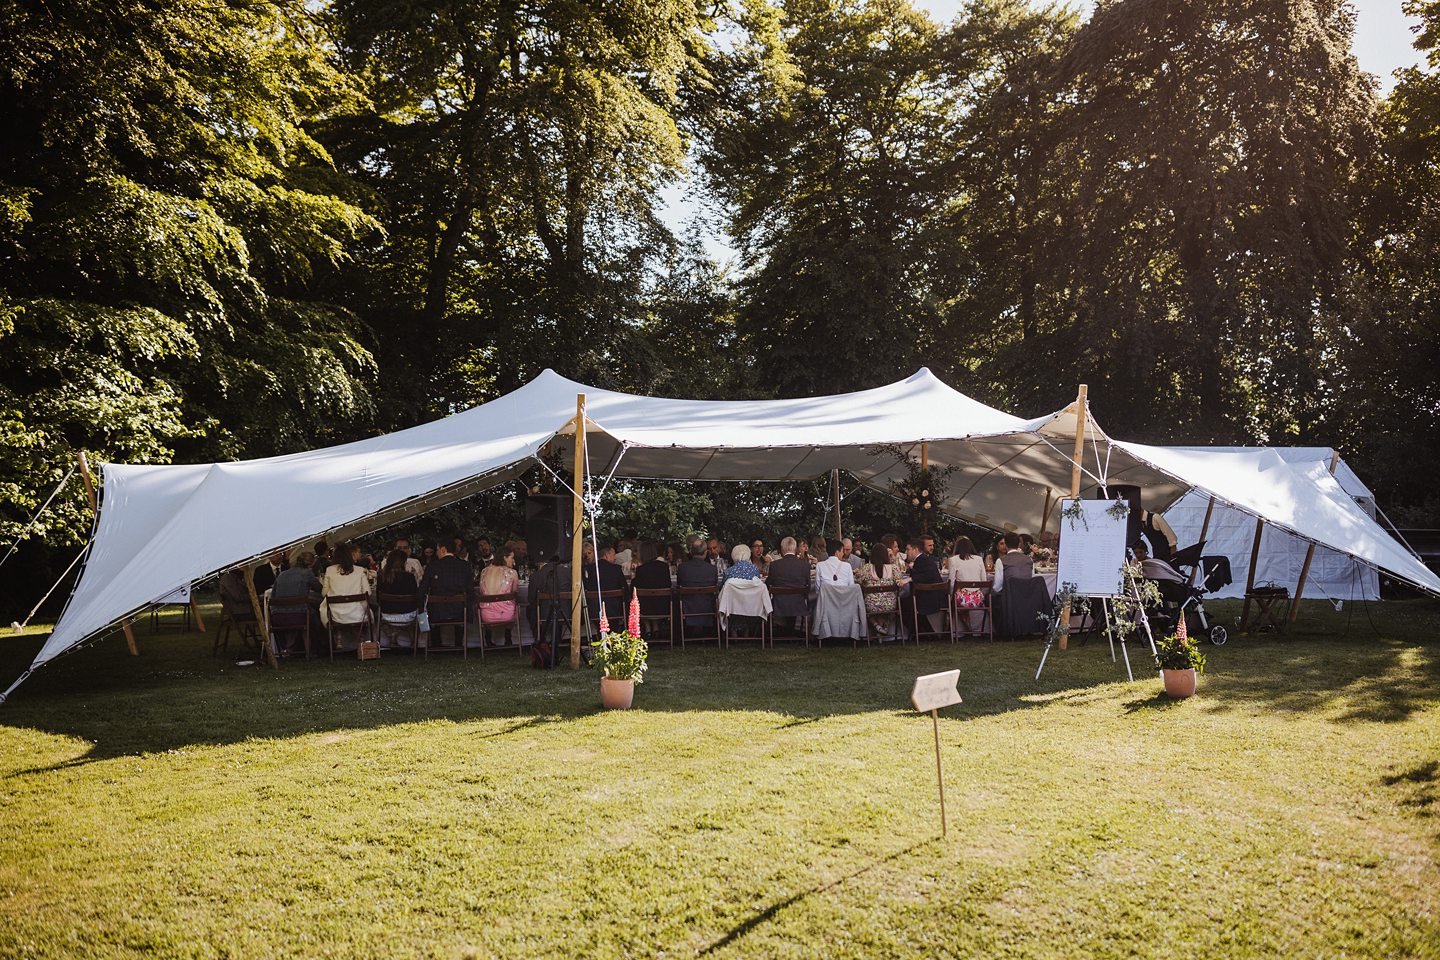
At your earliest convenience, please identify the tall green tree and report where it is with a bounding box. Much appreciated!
[0,0,380,549]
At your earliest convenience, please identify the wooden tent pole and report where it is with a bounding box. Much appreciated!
[1239,516,1265,628]
[78,452,139,656]
[243,566,277,668]
[1288,450,1341,623]
[1187,496,1217,587]
[1038,489,1053,538]
[919,443,929,535]
[1057,385,1088,650]
[569,395,587,670]
[831,469,842,541]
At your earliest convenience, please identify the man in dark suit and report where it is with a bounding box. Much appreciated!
[677,534,719,636]
[631,543,673,615]
[421,542,474,647]
[903,538,945,640]
[767,536,811,635]
[582,543,628,626]
[252,550,286,594]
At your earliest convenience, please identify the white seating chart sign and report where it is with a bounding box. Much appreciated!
[1055,499,1129,597]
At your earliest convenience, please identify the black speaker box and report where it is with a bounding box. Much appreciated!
[524,495,573,562]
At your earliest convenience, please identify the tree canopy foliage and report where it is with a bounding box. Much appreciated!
[3,0,1438,602]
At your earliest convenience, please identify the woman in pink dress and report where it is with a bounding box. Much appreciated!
[476,546,520,646]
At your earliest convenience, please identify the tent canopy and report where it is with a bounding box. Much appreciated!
[11,368,1437,695]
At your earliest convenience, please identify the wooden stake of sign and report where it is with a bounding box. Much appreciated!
[1288,450,1341,623]
[1057,385,1088,650]
[78,452,139,656]
[569,395,587,670]
[911,670,962,837]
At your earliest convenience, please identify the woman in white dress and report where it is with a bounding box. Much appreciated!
[947,536,988,637]
[322,542,373,649]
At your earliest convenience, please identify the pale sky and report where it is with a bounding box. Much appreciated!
[665,0,1427,263]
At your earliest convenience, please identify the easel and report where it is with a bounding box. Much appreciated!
[1036,577,1159,682]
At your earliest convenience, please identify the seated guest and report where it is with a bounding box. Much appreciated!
[311,540,332,577]
[795,538,810,564]
[993,532,1034,591]
[632,545,674,617]
[808,536,828,570]
[881,533,907,574]
[902,538,945,638]
[922,534,937,557]
[663,543,681,570]
[947,536,987,636]
[321,543,371,650]
[614,534,638,577]
[376,549,421,646]
[857,541,902,636]
[513,539,530,571]
[477,545,520,645]
[767,537,810,634]
[748,538,770,576]
[475,536,495,566]
[582,543,628,625]
[724,543,762,582]
[421,542,474,647]
[1018,533,1035,555]
[253,550,287,594]
[393,536,425,582]
[1133,540,1184,583]
[843,538,863,572]
[677,535,719,634]
[420,543,435,568]
[271,550,323,654]
[815,539,855,588]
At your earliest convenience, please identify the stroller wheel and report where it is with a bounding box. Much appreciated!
[1209,625,1229,646]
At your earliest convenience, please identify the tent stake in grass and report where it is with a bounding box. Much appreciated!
[911,670,962,837]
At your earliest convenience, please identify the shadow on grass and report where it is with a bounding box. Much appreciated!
[1381,760,1439,820]
[3,600,1438,770]
[1122,690,1187,714]
[698,838,938,955]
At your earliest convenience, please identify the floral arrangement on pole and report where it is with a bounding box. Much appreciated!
[592,595,649,684]
[870,444,957,531]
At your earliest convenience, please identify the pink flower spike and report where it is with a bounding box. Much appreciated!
[1176,611,1187,642]
[599,610,610,635]
[628,594,641,636]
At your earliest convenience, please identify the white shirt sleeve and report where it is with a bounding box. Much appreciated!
[993,559,1005,592]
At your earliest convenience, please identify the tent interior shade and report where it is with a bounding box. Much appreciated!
[11,369,1437,700]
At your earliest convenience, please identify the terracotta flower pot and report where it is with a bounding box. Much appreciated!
[600,676,636,709]
[1162,668,1197,698]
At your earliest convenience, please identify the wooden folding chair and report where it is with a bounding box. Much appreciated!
[424,594,468,658]
[589,589,627,638]
[765,585,811,647]
[951,580,994,641]
[267,595,312,659]
[324,594,374,658]
[908,581,952,644]
[376,593,420,652]
[634,588,676,648]
[677,585,721,647]
[476,590,521,657]
[860,582,900,644]
[215,603,261,656]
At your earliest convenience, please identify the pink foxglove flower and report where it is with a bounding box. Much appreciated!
[599,609,610,635]
[628,593,641,636]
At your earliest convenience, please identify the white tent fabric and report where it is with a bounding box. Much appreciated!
[13,369,1437,698]
[1116,443,1438,597]
[1161,448,1380,601]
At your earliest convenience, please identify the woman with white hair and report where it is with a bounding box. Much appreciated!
[723,543,762,583]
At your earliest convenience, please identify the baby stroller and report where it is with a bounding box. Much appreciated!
[1143,542,1231,645]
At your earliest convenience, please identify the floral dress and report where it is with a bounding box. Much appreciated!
[857,562,901,615]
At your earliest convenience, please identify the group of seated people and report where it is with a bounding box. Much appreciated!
[221,533,534,655]
[219,523,1064,654]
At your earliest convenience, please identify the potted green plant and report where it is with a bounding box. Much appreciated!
[1154,617,1206,698]
[592,598,648,709]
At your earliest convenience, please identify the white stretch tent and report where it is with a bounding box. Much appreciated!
[1161,448,1380,601]
[5,369,1437,700]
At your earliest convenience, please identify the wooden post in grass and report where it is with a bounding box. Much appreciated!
[1057,385,1088,650]
[1288,450,1341,623]
[570,394,587,670]
[243,565,277,668]
[1188,496,1217,587]
[78,452,139,656]
[1239,515,1265,628]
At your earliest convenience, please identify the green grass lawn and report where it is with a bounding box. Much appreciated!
[1,598,1438,959]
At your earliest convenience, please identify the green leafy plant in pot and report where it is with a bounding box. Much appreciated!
[1154,615,1206,698]
[592,597,648,709]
